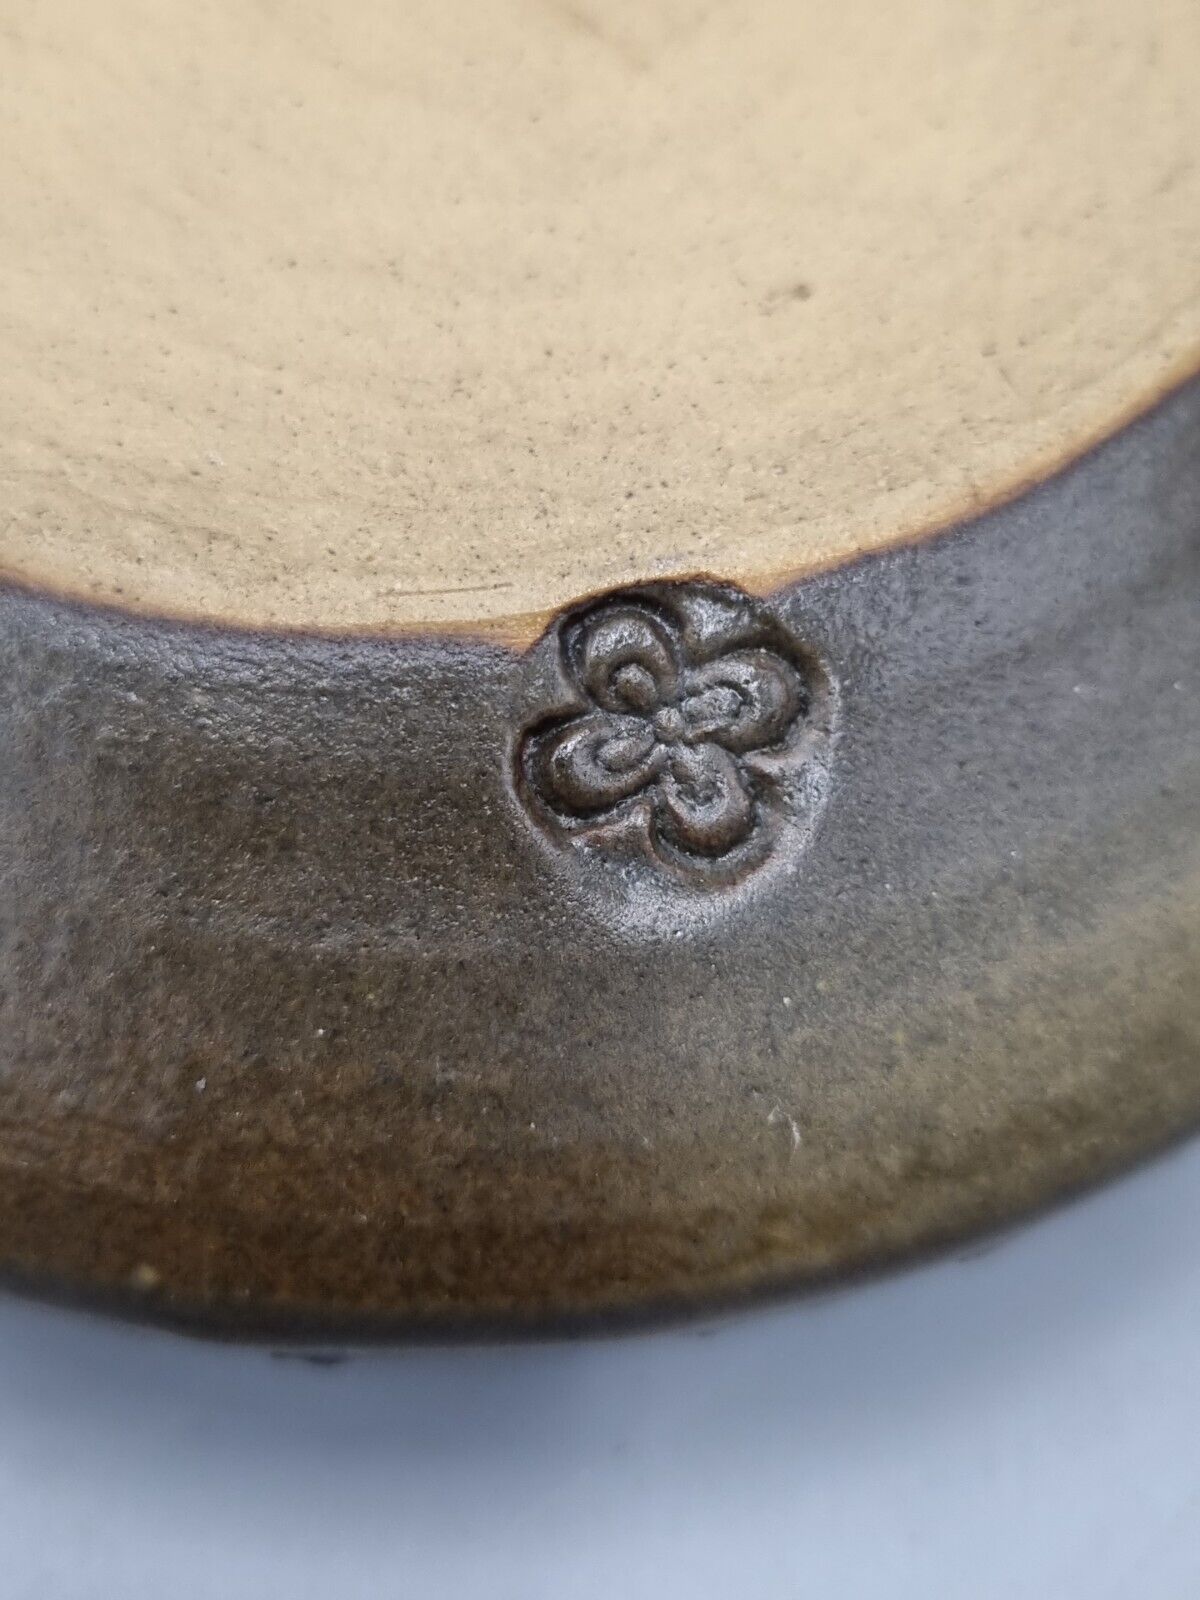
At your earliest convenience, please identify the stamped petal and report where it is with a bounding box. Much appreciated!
[529,711,663,816]
[657,742,754,858]
[679,651,801,753]
[575,605,681,714]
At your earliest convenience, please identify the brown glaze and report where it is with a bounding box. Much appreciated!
[515,582,835,889]
[2,0,1199,1337]
[0,379,1197,1337]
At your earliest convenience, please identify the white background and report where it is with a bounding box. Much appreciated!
[1,1141,1198,1599]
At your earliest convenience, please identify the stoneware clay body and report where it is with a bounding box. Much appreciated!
[0,0,1198,1337]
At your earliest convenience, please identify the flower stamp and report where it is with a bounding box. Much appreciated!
[516,582,833,886]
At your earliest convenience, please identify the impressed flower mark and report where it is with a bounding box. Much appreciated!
[517,583,830,885]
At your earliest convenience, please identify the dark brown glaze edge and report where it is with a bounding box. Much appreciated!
[0,378,1197,1341]
[3,1117,1198,1349]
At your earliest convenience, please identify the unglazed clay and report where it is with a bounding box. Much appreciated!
[3,0,1199,637]
[0,0,1197,1336]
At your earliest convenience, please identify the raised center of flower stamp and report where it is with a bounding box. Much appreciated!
[515,581,835,888]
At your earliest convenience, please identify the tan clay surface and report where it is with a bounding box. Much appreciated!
[2,0,1198,638]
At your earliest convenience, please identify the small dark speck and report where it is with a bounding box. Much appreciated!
[271,1349,348,1367]
[762,281,814,315]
